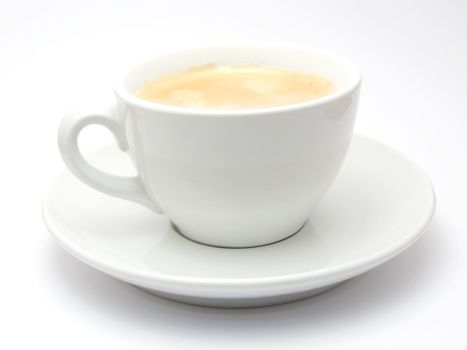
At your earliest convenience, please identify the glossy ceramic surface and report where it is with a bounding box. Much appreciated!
[58,44,361,247]
[43,135,435,308]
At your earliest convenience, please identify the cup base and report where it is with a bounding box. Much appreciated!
[171,220,308,249]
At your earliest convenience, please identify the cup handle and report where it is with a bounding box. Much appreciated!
[57,105,163,214]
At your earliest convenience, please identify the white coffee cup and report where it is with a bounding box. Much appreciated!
[58,44,361,248]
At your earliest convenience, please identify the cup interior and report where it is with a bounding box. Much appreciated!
[117,44,361,113]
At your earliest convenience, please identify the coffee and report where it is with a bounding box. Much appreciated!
[135,64,336,109]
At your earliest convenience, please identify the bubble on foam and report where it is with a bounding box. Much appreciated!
[170,89,206,107]
[245,79,282,95]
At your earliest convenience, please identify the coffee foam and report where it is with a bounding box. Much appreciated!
[135,63,336,109]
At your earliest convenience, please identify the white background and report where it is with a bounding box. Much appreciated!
[1,0,466,348]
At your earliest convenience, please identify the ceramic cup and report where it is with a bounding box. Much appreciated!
[58,44,361,248]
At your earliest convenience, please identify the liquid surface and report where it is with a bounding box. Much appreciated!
[135,64,336,109]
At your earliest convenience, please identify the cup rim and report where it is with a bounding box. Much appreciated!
[113,43,362,117]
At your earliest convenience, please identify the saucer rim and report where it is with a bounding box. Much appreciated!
[42,134,436,292]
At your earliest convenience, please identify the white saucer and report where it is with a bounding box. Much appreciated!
[43,135,435,308]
